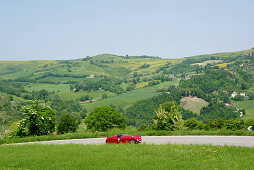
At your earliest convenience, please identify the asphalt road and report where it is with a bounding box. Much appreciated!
[6,136,254,147]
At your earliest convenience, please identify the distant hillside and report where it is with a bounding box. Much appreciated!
[0,48,254,125]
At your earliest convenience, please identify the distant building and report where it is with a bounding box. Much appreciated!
[240,92,246,96]
[185,76,191,80]
[240,112,243,117]
[231,92,238,98]
[87,74,95,78]
[166,74,175,78]
[173,84,179,88]
[224,103,233,107]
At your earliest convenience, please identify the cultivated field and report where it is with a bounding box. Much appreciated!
[191,60,222,66]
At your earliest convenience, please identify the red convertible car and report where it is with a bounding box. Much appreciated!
[106,134,142,144]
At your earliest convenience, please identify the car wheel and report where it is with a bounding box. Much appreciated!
[129,139,135,144]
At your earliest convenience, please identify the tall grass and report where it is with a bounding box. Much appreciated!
[0,144,253,169]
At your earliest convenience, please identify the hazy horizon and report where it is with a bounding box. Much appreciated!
[1,0,254,61]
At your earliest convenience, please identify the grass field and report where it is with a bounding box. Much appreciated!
[81,86,161,112]
[0,144,253,169]
[191,60,222,66]
[25,83,71,92]
[180,96,208,114]
[81,80,179,112]
[232,100,254,119]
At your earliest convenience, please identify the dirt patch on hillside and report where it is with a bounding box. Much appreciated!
[191,60,222,66]
[180,96,208,114]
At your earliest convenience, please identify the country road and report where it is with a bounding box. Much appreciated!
[5,136,254,147]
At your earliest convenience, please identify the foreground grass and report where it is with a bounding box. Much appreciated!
[1,128,254,145]
[0,144,254,169]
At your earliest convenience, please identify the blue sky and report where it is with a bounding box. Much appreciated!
[0,0,254,60]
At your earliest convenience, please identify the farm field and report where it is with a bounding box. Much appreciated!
[232,100,254,119]
[0,144,253,169]
[81,86,161,112]
[82,80,179,112]
[191,60,222,66]
[25,83,70,93]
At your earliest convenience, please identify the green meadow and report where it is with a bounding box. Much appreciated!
[232,100,254,119]
[0,144,253,170]
[82,80,179,112]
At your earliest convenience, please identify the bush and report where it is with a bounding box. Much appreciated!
[137,124,151,131]
[245,119,254,126]
[13,102,56,137]
[153,101,184,131]
[84,106,126,132]
[207,119,227,129]
[184,118,201,130]
[225,120,246,131]
[57,114,79,134]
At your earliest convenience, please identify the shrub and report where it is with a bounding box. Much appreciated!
[153,101,185,131]
[184,118,200,130]
[84,106,126,132]
[137,124,151,131]
[207,119,227,129]
[245,119,254,126]
[225,120,246,131]
[13,102,56,137]
[57,114,79,134]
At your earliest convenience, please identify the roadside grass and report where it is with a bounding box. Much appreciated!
[0,144,254,169]
[1,127,254,145]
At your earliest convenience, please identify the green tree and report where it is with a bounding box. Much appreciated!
[153,101,184,130]
[57,114,79,134]
[15,102,56,136]
[84,106,126,132]
[102,93,108,99]
[232,94,244,101]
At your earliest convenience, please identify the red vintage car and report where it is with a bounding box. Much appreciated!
[106,134,142,144]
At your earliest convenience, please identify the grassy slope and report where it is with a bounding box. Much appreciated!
[180,97,208,114]
[0,144,253,170]
[82,80,179,112]
[1,48,254,115]
[232,100,254,119]
[231,86,254,119]
[0,55,181,80]
[190,48,254,60]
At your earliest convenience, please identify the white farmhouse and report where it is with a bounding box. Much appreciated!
[240,92,246,97]
[231,92,238,98]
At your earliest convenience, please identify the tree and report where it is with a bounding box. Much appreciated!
[232,94,244,101]
[133,72,138,77]
[102,93,108,99]
[153,101,184,130]
[184,118,201,130]
[15,102,56,137]
[57,114,79,134]
[84,106,126,132]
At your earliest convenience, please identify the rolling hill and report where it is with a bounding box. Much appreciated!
[0,48,254,125]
